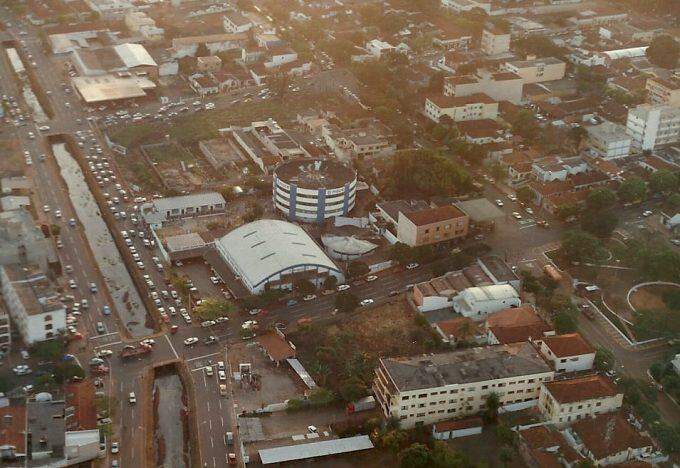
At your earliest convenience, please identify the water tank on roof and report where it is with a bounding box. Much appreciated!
[34,392,53,402]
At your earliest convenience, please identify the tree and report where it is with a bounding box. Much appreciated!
[335,292,359,313]
[668,193,680,209]
[649,170,678,195]
[294,279,316,295]
[554,311,578,333]
[484,392,501,423]
[569,125,587,152]
[347,260,369,278]
[499,446,514,466]
[510,109,540,142]
[268,72,289,100]
[647,35,680,69]
[389,242,415,265]
[193,298,235,321]
[386,150,471,198]
[431,442,472,468]
[32,340,65,361]
[50,224,61,236]
[339,377,365,402]
[399,443,432,468]
[516,186,534,205]
[195,42,209,58]
[586,188,617,211]
[322,275,338,291]
[617,177,647,204]
[555,203,580,221]
[562,229,604,262]
[581,209,618,238]
[595,346,615,372]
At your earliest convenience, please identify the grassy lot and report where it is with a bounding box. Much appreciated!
[113,151,164,194]
[144,143,194,165]
[288,298,445,401]
[109,99,311,148]
[0,136,24,175]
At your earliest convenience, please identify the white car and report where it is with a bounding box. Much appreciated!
[495,199,504,207]
[210,276,220,284]
[218,370,227,381]
[406,263,419,270]
[54,210,62,218]
[366,275,378,282]
[303,294,316,301]
[141,339,155,346]
[97,350,113,358]
[642,210,653,217]
[337,284,350,291]
[183,337,198,346]
[360,299,374,307]
[43,205,51,213]
[205,366,214,377]
[512,212,522,220]
[111,442,119,454]
[525,208,534,215]
[68,279,77,289]
[201,320,216,328]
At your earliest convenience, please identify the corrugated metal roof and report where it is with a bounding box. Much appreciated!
[114,43,157,68]
[259,435,374,464]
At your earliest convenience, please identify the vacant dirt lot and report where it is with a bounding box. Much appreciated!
[630,284,679,313]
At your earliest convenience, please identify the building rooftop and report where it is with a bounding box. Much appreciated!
[216,220,341,290]
[507,57,564,68]
[377,199,430,224]
[257,332,296,362]
[519,426,582,464]
[454,198,504,223]
[544,375,618,404]
[0,403,27,455]
[141,192,226,225]
[274,159,356,189]
[172,33,248,46]
[380,342,551,392]
[433,416,483,433]
[486,305,541,328]
[586,121,630,143]
[427,93,496,108]
[570,413,652,460]
[259,435,374,464]
[64,380,97,430]
[113,43,156,68]
[223,11,251,27]
[27,399,66,465]
[72,75,155,103]
[542,333,595,357]
[403,204,467,226]
[2,265,63,316]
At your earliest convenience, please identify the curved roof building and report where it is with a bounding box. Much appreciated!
[215,219,344,294]
[273,159,357,223]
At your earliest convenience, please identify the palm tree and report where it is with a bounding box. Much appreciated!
[484,392,501,423]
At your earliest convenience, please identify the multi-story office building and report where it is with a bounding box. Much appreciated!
[373,343,553,428]
[626,104,680,151]
[539,375,623,425]
[586,122,632,159]
[396,205,469,247]
[646,77,680,106]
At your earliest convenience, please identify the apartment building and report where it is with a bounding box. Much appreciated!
[586,122,632,159]
[646,76,680,106]
[0,302,10,353]
[503,57,566,84]
[396,205,469,247]
[0,209,56,271]
[322,119,396,160]
[0,265,66,344]
[538,333,595,372]
[373,343,554,429]
[481,26,510,55]
[424,94,499,123]
[444,69,524,104]
[539,375,622,426]
[626,104,680,151]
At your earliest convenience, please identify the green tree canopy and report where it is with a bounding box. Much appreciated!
[647,35,680,69]
[586,188,617,211]
[581,209,618,238]
[193,298,235,321]
[594,346,615,371]
[517,186,534,205]
[554,312,577,333]
[561,229,604,262]
[509,109,540,142]
[555,203,580,221]
[386,150,471,198]
[649,170,678,194]
[347,260,370,278]
[617,177,647,204]
[399,443,432,468]
[335,292,359,313]
[294,279,316,295]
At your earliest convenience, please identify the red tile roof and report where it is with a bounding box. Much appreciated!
[544,375,619,404]
[571,413,652,460]
[436,317,477,338]
[542,333,595,357]
[257,331,296,362]
[486,305,541,328]
[519,425,583,463]
[489,323,553,344]
[404,204,467,226]
[433,416,483,433]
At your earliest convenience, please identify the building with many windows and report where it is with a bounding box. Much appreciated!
[424,94,499,123]
[626,104,680,151]
[373,343,553,428]
[0,265,66,344]
[646,76,680,106]
[273,159,357,223]
[503,57,566,84]
[0,302,10,353]
[481,26,510,55]
[140,192,226,229]
[586,122,632,159]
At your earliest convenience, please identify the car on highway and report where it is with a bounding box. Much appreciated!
[218,370,227,381]
[68,279,77,289]
[111,442,119,454]
[183,337,198,346]
[219,384,228,397]
[97,350,113,358]
[366,275,378,282]
[68,218,76,227]
[89,282,98,293]
[302,294,316,301]
[512,212,522,220]
[337,284,350,291]
[128,392,136,404]
[495,199,504,207]
[525,207,534,215]
[42,205,50,213]
[507,194,517,201]
[406,263,419,270]
[360,299,374,307]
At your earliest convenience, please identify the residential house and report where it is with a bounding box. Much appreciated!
[532,156,589,182]
[566,413,654,465]
[504,57,566,84]
[196,56,222,73]
[171,33,248,58]
[539,375,622,425]
[365,39,395,58]
[455,120,507,145]
[0,264,66,344]
[586,122,632,159]
[432,317,478,345]
[538,333,595,372]
[424,93,499,123]
[485,305,554,345]
[518,425,584,467]
[373,342,554,428]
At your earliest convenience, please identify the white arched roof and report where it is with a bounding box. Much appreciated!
[216,220,341,289]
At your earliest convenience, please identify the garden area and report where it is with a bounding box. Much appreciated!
[288,298,445,403]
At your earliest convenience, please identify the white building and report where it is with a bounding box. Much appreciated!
[365,39,395,58]
[0,302,10,353]
[503,57,566,84]
[140,192,226,229]
[0,209,56,271]
[0,265,66,344]
[539,375,622,425]
[373,343,554,429]
[222,11,252,34]
[424,94,499,123]
[481,26,510,56]
[453,284,520,320]
[586,122,632,159]
[538,333,595,372]
[215,220,344,294]
[444,69,524,104]
[171,33,248,58]
[626,104,680,151]
[273,159,357,223]
[532,156,589,182]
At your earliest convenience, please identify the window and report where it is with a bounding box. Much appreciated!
[45,323,53,330]
[450,389,458,394]
[418,394,427,398]
[482,385,489,390]
[44,315,52,321]
[428,411,435,415]
[417,413,425,417]
[429,402,437,406]
[402,396,409,401]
